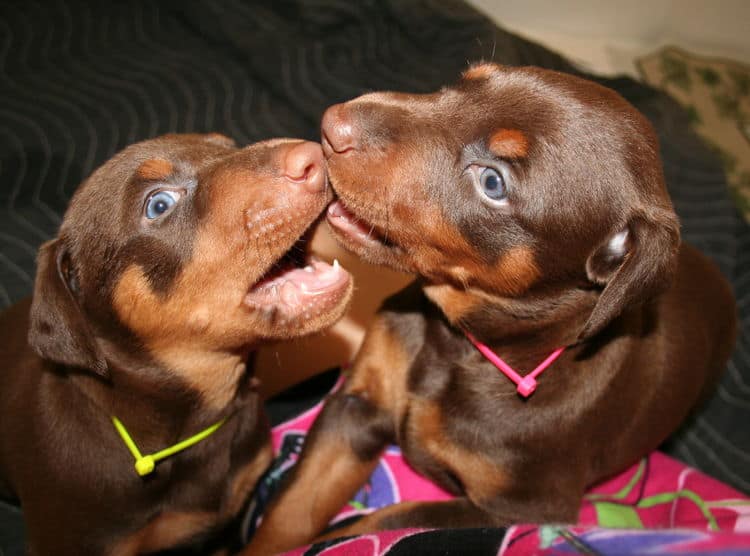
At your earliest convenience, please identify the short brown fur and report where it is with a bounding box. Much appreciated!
[0,134,352,555]
[245,65,736,554]
[463,63,497,80]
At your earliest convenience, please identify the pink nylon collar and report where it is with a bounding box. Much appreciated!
[464,331,565,397]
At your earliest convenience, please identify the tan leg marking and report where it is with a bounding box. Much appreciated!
[240,435,380,556]
[410,399,509,501]
[346,316,412,418]
[314,501,425,542]
[111,511,217,556]
[224,442,274,517]
[243,316,413,555]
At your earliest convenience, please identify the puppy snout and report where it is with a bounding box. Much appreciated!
[321,103,359,156]
[282,141,326,193]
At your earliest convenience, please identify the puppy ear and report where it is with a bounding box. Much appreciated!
[28,239,108,376]
[580,206,680,340]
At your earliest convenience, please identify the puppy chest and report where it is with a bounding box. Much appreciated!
[400,392,515,499]
[401,363,577,500]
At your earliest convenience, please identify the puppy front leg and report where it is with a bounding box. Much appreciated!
[313,497,500,543]
[313,483,582,545]
[243,314,413,555]
[242,389,393,555]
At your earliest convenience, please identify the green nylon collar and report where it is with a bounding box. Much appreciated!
[112,415,226,477]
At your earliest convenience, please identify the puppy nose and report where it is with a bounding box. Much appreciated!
[321,103,358,155]
[282,141,326,193]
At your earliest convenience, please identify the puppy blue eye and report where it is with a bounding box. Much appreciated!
[480,168,506,201]
[145,190,180,219]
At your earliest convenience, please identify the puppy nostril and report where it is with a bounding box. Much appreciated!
[321,104,358,155]
[283,141,326,193]
[294,163,312,183]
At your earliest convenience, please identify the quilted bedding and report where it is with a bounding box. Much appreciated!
[1,1,748,554]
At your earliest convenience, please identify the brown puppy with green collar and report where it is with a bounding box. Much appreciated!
[245,64,736,554]
[0,134,352,555]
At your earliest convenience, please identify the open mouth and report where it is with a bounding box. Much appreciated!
[243,228,351,317]
[326,200,396,250]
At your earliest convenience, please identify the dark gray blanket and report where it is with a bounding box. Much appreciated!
[1,3,747,551]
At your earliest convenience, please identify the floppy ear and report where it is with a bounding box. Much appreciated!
[579,205,680,340]
[28,239,108,376]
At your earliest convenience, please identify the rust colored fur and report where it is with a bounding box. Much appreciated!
[245,64,737,554]
[0,134,352,555]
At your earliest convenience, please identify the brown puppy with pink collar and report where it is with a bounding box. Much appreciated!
[245,64,737,554]
[0,134,352,555]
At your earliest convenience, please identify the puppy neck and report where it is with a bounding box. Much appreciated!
[423,282,596,355]
[67,345,257,447]
[127,343,254,412]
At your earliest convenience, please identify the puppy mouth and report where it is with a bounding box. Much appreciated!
[326,200,398,251]
[243,229,351,318]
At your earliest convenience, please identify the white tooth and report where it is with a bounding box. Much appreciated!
[304,265,314,273]
[333,258,340,270]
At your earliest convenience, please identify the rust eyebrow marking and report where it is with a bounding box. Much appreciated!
[462,63,498,80]
[489,129,529,159]
[136,158,174,181]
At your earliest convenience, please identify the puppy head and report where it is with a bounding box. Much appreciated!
[29,135,353,385]
[323,63,679,340]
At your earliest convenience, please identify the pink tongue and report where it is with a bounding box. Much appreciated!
[246,260,346,311]
[283,261,341,293]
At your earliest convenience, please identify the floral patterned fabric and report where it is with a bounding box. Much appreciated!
[244,375,750,555]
